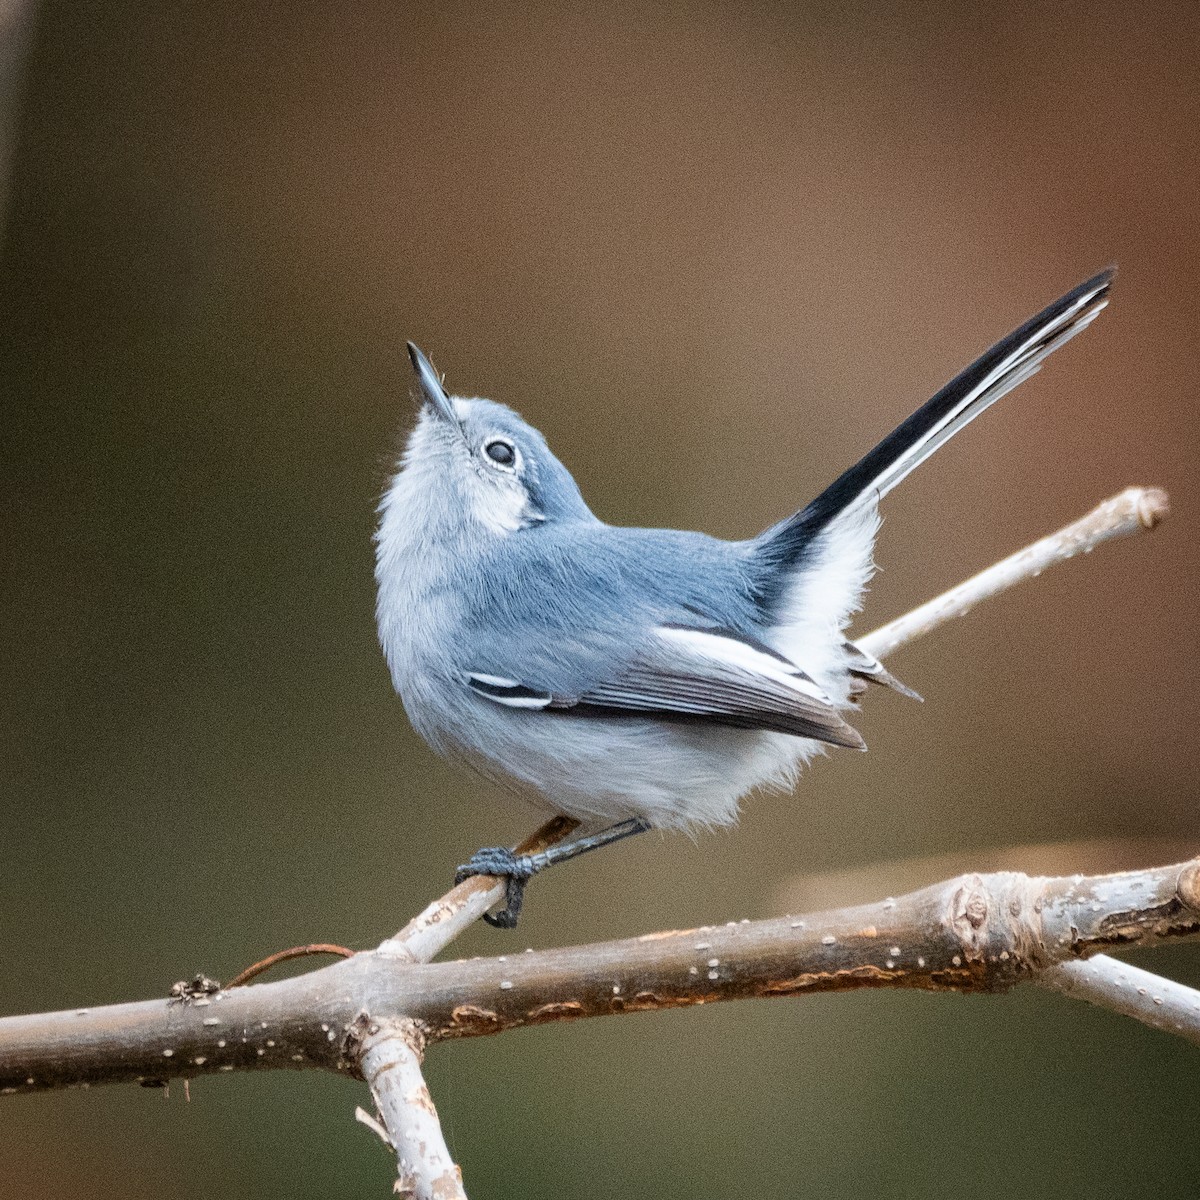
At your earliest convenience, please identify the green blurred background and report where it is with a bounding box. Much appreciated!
[2,2,1199,1196]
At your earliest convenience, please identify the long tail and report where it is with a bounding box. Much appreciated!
[759,267,1114,564]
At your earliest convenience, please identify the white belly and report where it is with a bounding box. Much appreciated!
[431,697,831,831]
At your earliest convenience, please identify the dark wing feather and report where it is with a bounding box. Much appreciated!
[843,641,923,701]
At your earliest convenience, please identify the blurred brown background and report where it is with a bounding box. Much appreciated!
[2,2,1199,1196]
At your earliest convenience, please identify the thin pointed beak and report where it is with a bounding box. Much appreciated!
[406,342,461,428]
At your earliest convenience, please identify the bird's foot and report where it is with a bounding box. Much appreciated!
[454,846,540,928]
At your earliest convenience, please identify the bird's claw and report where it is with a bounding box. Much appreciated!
[454,846,538,928]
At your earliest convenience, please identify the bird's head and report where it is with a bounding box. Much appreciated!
[385,343,592,542]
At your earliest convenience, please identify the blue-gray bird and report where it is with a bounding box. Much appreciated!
[376,269,1113,926]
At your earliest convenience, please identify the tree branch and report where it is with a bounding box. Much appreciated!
[379,815,580,964]
[858,485,1168,660]
[1038,954,1200,1048]
[4,853,1199,1095]
[358,1018,466,1200]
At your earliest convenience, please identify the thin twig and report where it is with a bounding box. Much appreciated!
[225,943,355,990]
[379,815,580,963]
[358,1018,465,1200]
[1037,954,1200,1048]
[859,486,1169,660]
[354,1104,394,1149]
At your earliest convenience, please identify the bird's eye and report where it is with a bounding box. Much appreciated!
[484,439,516,467]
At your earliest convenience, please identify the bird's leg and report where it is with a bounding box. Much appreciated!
[454,817,651,928]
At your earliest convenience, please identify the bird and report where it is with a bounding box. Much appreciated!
[375,268,1114,926]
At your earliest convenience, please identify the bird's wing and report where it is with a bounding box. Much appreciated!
[466,624,865,749]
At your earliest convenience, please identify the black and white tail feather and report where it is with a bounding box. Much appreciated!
[762,267,1115,564]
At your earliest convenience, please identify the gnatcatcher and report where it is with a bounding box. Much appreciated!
[376,269,1113,926]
